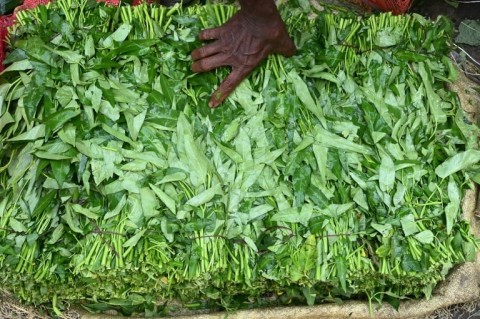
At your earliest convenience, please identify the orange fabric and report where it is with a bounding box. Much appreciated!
[17,0,51,10]
[0,14,15,72]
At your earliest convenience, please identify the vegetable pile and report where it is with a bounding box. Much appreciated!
[0,0,479,315]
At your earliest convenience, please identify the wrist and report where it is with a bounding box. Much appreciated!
[239,0,281,20]
[238,0,286,32]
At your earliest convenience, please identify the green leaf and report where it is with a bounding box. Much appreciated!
[48,48,84,64]
[463,241,477,262]
[45,109,81,133]
[186,184,222,207]
[435,150,480,178]
[418,62,447,124]
[414,230,434,244]
[315,126,373,155]
[214,140,243,164]
[58,124,76,146]
[314,72,341,85]
[71,204,100,220]
[35,151,71,160]
[247,204,273,223]
[63,206,83,234]
[8,125,45,141]
[353,188,369,210]
[312,143,328,184]
[323,203,354,218]
[86,85,103,110]
[401,214,419,237]
[288,70,326,125]
[70,63,84,86]
[9,218,27,233]
[221,118,241,143]
[271,204,313,226]
[150,184,176,214]
[302,287,316,306]
[85,35,95,57]
[371,223,392,236]
[379,154,395,191]
[444,202,458,235]
[91,157,114,185]
[22,82,43,122]
[158,172,187,184]
[176,113,210,187]
[393,183,405,206]
[160,75,174,105]
[51,160,71,186]
[130,110,147,141]
[101,124,135,146]
[140,187,159,219]
[111,23,133,42]
[455,20,480,46]
[0,111,14,132]
[104,195,127,220]
[55,85,75,107]
[335,256,347,292]
[375,29,401,47]
[1,60,33,73]
[99,101,120,121]
[32,191,56,216]
[242,236,258,252]
[123,229,146,248]
[47,225,65,245]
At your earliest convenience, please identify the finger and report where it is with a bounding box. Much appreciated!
[199,27,223,41]
[209,67,252,108]
[191,41,223,61]
[191,54,229,73]
[278,37,296,57]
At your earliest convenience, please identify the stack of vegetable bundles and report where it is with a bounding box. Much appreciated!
[0,0,478,315]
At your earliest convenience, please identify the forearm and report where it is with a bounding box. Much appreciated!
[239,0,280,19]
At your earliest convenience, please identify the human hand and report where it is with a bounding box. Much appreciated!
[191,4,295,108]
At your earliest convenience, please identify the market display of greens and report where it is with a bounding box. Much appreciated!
[0,0,479,315]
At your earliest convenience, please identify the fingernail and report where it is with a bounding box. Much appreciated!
[210,99,221,108]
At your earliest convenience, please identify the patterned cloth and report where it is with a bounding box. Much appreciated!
[361,0,412,14]
[0,14,15,72]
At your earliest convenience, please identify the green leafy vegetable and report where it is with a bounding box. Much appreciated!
[0,0,478,316]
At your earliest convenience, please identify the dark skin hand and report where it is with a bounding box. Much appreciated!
[191,0,296,108]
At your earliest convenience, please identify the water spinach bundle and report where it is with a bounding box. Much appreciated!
[0,0,479,315]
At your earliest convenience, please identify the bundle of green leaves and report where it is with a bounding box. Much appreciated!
[0,0,479,315]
